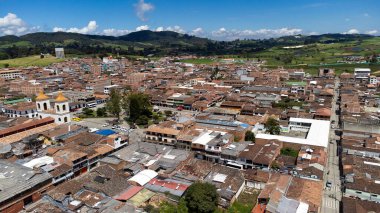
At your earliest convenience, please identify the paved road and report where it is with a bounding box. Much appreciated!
[321,77,341,213]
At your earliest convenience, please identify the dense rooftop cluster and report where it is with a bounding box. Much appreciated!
[0,55,379,212]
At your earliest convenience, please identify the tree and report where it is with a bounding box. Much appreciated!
[127,93,152,122]
[96,107,107,117]
[245,131,255,142]
[135,115,149,126]
[144,204,159,213]
[106,89,121,121]
[184,182,218,213]
[121,90,130,118]
[83,108,94,117]
[281,147,299,157]
[177,198,188,213]
[164,110,173,117]
[159,202,177,213]
[265,117,281,135]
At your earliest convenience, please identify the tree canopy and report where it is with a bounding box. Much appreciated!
[265,117,281,135]
[244,131,255,142]
[281,147,299,157]
[127,92,152,123]
[105,89,121,121]
[184,182,218,213]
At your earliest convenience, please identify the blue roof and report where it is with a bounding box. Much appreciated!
[240,123,249,129]
[95,129,116,136]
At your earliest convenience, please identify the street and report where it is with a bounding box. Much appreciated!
[321,77,341,213]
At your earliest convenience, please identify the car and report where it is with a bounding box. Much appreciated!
[102,124,108,127]
[111,126,116,129]
[72,117,82,122]
[326,181,332,188]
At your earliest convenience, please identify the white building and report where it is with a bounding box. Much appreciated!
[370,76,378,85]
[256,118,330,148]
[55,48,65,58]
[354,68,371,79]
[0,69,23,80]
[104,85,120,94]
[36,90,71,124]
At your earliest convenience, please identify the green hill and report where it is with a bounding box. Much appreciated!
[0,31,378,69]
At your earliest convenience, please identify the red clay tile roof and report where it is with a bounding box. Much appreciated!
[114,186,143,201]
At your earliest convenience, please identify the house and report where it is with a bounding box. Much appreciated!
[3,102,38,118]
[354,68,371,80]
[256,174,323,213]
[237,139,282,169]
[0,160,52,213]
[342,197,380,213]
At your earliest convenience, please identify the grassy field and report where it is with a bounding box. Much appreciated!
[179,58,215,64]
[252,37,380,75]
[0,55,65,67]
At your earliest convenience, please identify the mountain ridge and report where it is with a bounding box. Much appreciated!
[0,30,377,59]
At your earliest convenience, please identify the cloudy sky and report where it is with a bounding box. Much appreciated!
[0,0,379,40]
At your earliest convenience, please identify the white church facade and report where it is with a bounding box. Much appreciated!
[36,91,71,124]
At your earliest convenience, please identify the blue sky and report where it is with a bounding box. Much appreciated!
[0,0,379,40]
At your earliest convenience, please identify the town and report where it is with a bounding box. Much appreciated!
[1,1,380,212]
[0,49,379,213]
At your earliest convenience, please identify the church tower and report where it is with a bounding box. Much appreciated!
[36,90,51,114]
[54,91,71,123]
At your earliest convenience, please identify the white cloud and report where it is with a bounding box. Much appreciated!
[211,27,303,40]
[344,29,359,34]
[365,30,378,35]
[0,13,24,27]
[136,25,149,31]
[102,28,130,36]
[154,26,186,34]
[0,13,40,36]
[155,26,164,32]
[53,21,98,34]
[165,26,185,34]
[134,0,154,21]
[190,27,204,36]
[52,27,65,32]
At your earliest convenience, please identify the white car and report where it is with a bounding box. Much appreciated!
[102,124,108,127]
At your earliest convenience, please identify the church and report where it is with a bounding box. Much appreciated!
[36,90,71,124]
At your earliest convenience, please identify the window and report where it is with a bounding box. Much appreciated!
[58,118,61,122]
[64,117,68,122]
[63,105,66,111]
[43,102,47,110]
[37,103,41,110]
[56,105,60,112]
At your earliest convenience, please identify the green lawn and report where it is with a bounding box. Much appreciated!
[0,55,65,67]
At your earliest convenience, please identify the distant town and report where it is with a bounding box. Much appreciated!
[0,45,379,213]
